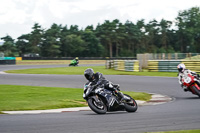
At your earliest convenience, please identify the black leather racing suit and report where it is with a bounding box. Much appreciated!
[85,72,118,92]
[85,72,129,100]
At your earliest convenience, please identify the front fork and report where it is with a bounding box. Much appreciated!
[195,82,200,90]
[92,95,100,103]
[190,83,200,94]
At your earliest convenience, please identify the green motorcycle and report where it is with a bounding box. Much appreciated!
[69,59,79,66]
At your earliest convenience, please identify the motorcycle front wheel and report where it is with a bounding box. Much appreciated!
[192,85,200,97]
[87,96,107,114]
[123,94,138,112]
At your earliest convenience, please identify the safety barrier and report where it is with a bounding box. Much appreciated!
[181,61,200,72]
[148,60,200,72]
[0,60,16,65]
[0,57,16,65]
[106,60,140,72]
[0,57,16,60]
[16,57,22,61]
[148,61,158,72]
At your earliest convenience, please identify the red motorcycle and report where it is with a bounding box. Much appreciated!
[181,72,200,97]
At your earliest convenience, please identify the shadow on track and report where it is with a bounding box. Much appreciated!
[84,111,138,115]
[176,96,200,100]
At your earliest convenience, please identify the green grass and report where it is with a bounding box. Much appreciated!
[16,60,105,65]
[184,55,200,60]
[147,129,200,133]
[0,85,85,111]
[0,84,151,111]
[5,66,178,77]
[123,91,151,101]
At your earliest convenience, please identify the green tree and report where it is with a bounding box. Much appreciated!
[29,23,44,55]
[96,20,112,57]
[0,35,17,56]
[82,29,104,57]
[60,25,70,57]
[145,19,160,53]
[65,34,86,57]
[41,24,61,57]
[69,25,80,35]
[114,20,127,57]
[176,7,200,52]
[124,20,142,56]
[136,19,148,54]
[16,34,30,56]
[96,19,123,57]
[159,19,172,49]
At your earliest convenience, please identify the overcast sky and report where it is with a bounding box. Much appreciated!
[0,0,200,41]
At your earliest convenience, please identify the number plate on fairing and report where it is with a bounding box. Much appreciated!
[184,77,191,84]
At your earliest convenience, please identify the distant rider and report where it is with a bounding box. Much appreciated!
[177,63,200,91]
[70,57,79,66]
[74,57,79,65]
[84,68,130,101]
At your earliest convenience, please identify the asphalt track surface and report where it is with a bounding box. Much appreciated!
[0,64,200,133]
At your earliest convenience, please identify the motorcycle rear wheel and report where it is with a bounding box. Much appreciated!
[123,94,138,112]
[88,96,107,114]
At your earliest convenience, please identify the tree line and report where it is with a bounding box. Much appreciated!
[1,7,200,57]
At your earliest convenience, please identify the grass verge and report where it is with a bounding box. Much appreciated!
[147,129,200,133]
[5,66,178,77]
[0,84,151,111]
[16,60,105,65]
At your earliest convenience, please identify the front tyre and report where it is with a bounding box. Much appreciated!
[123,94,138,112]
[87,96,107,114]
[192,85,200,97]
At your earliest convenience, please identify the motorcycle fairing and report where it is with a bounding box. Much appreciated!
[95,89,125,111]
[182,73,200,95]
[182,74,195,86]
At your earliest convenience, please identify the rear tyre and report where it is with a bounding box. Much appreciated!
[192,85,200,97]
[87,96,107,114]
[123,94,138,112]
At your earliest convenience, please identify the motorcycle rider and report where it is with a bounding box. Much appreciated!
[69,57,79,66]
[75,57,79,62]
[84,68,130,101]
[74,57,79,65]
[177,63,200,91]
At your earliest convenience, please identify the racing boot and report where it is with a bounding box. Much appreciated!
[113,84,120,91]
[183,85,188,92]
[116,91,131,101]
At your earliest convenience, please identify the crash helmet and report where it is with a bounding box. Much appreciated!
[84,68,94,81]
[75,57,79,60]
[177,63,186,73]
